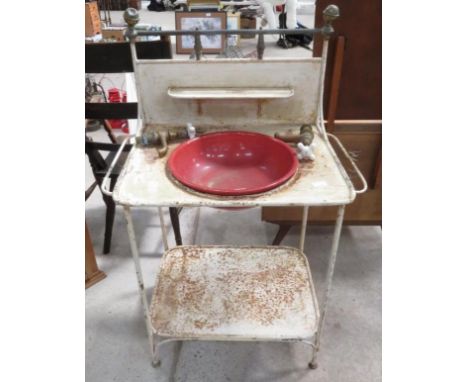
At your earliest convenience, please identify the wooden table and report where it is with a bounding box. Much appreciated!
[85,222,106,289]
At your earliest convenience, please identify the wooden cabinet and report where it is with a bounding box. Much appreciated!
[262,121,381,230]
[262,1,382,243]
[314,0,382,120]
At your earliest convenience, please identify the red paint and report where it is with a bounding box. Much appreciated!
[168,131,298,196]
[107,88,129,132]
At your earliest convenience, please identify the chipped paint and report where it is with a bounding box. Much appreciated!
[150,246,319,340]
[133,58,321,129]
[113,126,356,207]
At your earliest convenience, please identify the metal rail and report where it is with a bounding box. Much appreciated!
[122,5,340,41]
[132,28,322,37]
[327,133,368,194]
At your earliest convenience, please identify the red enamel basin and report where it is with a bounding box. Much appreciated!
[168,131,298,196]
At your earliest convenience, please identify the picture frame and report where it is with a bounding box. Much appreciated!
[226,12,241,47]
[187,0,221,11]
[175,11,227,55]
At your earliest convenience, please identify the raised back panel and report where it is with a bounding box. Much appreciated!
[134,58,323,130]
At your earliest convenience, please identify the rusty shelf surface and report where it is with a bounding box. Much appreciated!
[150,245,319,340]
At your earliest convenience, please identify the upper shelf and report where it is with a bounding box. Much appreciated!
[167,87,294,100]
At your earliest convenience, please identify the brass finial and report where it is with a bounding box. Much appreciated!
[124,8,139,40]
[322,4,340,39]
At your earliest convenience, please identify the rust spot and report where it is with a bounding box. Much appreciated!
[151,246,312,336]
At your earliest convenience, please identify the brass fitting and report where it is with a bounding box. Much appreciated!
[135,130,177,157]
[275,125,314,146]
[135,128,200,158]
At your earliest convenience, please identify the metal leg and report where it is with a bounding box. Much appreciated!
[152,335,161,367]
[191,207,201,245]
[309,205,346,369]
[158,207,169,251]
[299,206,309,252]
[123,206,158,365]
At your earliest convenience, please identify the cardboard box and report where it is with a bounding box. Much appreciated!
[85,1,101,37]
[102,27,126,42]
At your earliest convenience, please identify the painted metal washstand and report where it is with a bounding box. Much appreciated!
[102,5,367,370]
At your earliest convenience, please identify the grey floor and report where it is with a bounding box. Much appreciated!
[86,7,381,382]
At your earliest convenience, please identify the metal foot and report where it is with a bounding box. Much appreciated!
[308,361,318,369]
[152,359,161,368]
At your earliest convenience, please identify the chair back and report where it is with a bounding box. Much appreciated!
[85,40,172,120]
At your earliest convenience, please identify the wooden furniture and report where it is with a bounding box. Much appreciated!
[101,27,126,42]
[102,0,141,10]
[86,138,133,254]
[314,0,382,120]
[86,222,106,288]
[85,1,102,37]
[85,40,172,122]
[263,120,381,244]
[128,0,142,9]
[262,0,382,243]
[85,39,183,247]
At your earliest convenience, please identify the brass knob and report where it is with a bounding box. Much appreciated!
[123,8,139,27]
[323,4,340,23]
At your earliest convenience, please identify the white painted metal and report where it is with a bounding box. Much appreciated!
[157,207,169,251]
[315,39,329,138]
[123,206,156,357]
[150,245,320,340]
[327,133,368,194]
[114,22,369,370]
[112,127,356,207]
[132,58,322,129]
[310,204,345,367]
[167,87,294,100]
[299,206,309,252]
[125,73,139,135]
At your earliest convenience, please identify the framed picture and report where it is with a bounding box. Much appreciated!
[175,11,227,54]
[226,12,241,47]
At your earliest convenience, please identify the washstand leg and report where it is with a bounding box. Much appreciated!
[152,335,161,367]
[309,205,345,369]
[158,207,169,251]
[123,206,158,365]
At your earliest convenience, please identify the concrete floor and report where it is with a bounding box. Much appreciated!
[86,8,382,382]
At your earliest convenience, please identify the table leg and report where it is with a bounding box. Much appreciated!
[85,222,106,288]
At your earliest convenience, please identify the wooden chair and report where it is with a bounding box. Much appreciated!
[86,136,132,254]
[85,39,183,253]
[86,136,183,253]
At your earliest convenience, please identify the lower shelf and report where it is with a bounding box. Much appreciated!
[150,245,319,341]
